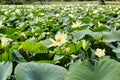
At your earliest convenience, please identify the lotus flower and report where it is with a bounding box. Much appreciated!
[49,32,67,47]
[1,37,12,48]
[95,48,105,58]
[71,22,82,28]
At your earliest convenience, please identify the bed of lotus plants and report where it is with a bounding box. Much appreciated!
[1,5,120,80]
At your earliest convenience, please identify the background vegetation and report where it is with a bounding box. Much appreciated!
[0,0,120,5]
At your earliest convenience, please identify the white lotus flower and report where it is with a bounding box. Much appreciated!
[49,32,67,47]
[71,22,82,28]
[15,9,21,14]
[5,11,8,15]
[28,13,34,18]
[56,13,60,17]
[69,14,74,18]
[78,16,83,19]
[93,10,99,14]
[95,48,105,58]
[1,37,12,48]
[40,13,44,16]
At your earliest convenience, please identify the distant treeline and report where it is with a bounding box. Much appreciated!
[0,0,119,5]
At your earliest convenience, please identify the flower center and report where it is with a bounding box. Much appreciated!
[56,38,61,42]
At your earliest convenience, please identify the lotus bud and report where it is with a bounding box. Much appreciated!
[35,17,39,23]
[31,27,35,33]
[0,21,3,28]
[82,40,89,51]
[3,16,6,20]
[20,32,27,39]
[98,22,103,27]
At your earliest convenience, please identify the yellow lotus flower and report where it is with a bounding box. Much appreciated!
[95,48,105,58]
[49,32,67,47]
[71,22,82,28]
